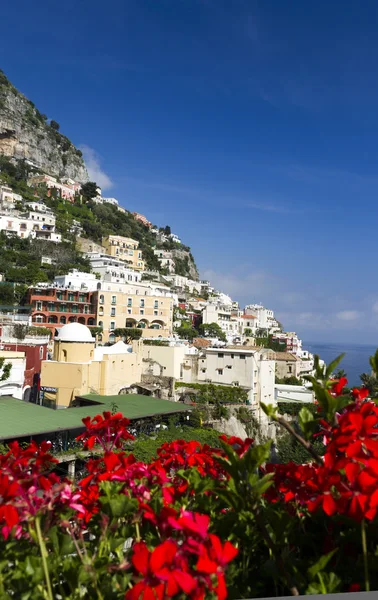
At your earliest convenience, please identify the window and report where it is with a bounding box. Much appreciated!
[234,381,239,386]
[110,321,115,330]
[99,294,104,304]
[201,369,206,373]
[35,315,44,323]
[98,321,103,328]
[127,309,132,314]
[231,354,234,359]
[218,353,224,358]
[127,298,132,306]
[68,293,74,302]
[36,301,42,311]
[239,355,246,360]
[39,346,44,359]
[111,295,116,304]
[140,299,145,308]
[140,309,144,315]
[154,310,158,316]
[111,307,116,316]
[218,369,223,375]
[154,300,158,308]
[288,365,292,374]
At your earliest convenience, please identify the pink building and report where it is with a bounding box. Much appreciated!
[133,212,152,228]
[28,175,77,202]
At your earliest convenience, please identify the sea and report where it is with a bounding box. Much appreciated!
[304,342,378,387]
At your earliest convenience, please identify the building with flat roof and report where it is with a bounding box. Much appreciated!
[27,284,97,333]
[102,235,145,271]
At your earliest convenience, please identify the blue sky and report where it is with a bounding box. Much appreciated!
[2,0,378,343]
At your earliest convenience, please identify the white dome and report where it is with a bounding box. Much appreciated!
[55,322,95,343]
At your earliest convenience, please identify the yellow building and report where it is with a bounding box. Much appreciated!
[94,287,173,343]
[102,235,145,271]
[40,322,143,409]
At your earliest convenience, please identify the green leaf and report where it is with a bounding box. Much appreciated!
[308,549,338,579]
[325,354,345,379]
[298,407,317,439]
[306,572,341,595]
[260,402,277,418]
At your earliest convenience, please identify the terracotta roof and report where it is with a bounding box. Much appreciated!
[239,314,257,319]
[273,352,300,361]
[192,338,212,349]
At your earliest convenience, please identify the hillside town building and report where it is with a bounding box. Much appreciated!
[102,235,145,271]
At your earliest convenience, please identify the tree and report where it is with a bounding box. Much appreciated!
[244,328,253,337]
[113,328,143,344]
[80,182,98,201]
[199,323,226,342]
[275,375,303,386]
[164,225,171,236]
[175,326,198,341]
[211,400,230,421]
[0,357,11,382]
[89,326,103,338]
[12,324,28,342]
[50,120,60,131]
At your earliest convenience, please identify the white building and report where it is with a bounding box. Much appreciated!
[196,347,276,410]
[202,303,235,334]
[153,250,176,273]
[169,233,181,244]
[0,213,61,242]
[25,201,53,214]
[102,197,119,206]
[274,383,314,404]
[86,252,142,284]
[54,270,100,291]
[0,185,22,207]
[245,304,280,333]
[164,275,202,294]
[0,350,26,400]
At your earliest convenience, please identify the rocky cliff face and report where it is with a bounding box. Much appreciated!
[171,248,199,280]
[0,71,88,183]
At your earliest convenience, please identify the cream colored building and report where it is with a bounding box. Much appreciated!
[102,235,145,271]
[94,284,174,343]
[274,352,301,380]
[142,344,195,379]
[40,323,143,409]
[196,347,276,409]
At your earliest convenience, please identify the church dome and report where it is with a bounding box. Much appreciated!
[55,322,95,343]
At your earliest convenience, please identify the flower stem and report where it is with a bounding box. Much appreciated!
[361,518,370,592]
[135,521,141,542]
[35,516,53,600]
[275,415,323,465]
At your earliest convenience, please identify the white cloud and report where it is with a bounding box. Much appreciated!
[372,301,378,313]
[79,145,113,190]
[336,310,361,322]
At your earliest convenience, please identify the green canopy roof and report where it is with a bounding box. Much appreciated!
[0,394,189,441]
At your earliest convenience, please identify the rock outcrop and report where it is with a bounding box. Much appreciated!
[0,70,88,183]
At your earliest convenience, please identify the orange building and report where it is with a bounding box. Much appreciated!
[27,285,97,334]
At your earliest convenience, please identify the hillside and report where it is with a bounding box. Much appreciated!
[0,155,198,286]
[0,70,88,182]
